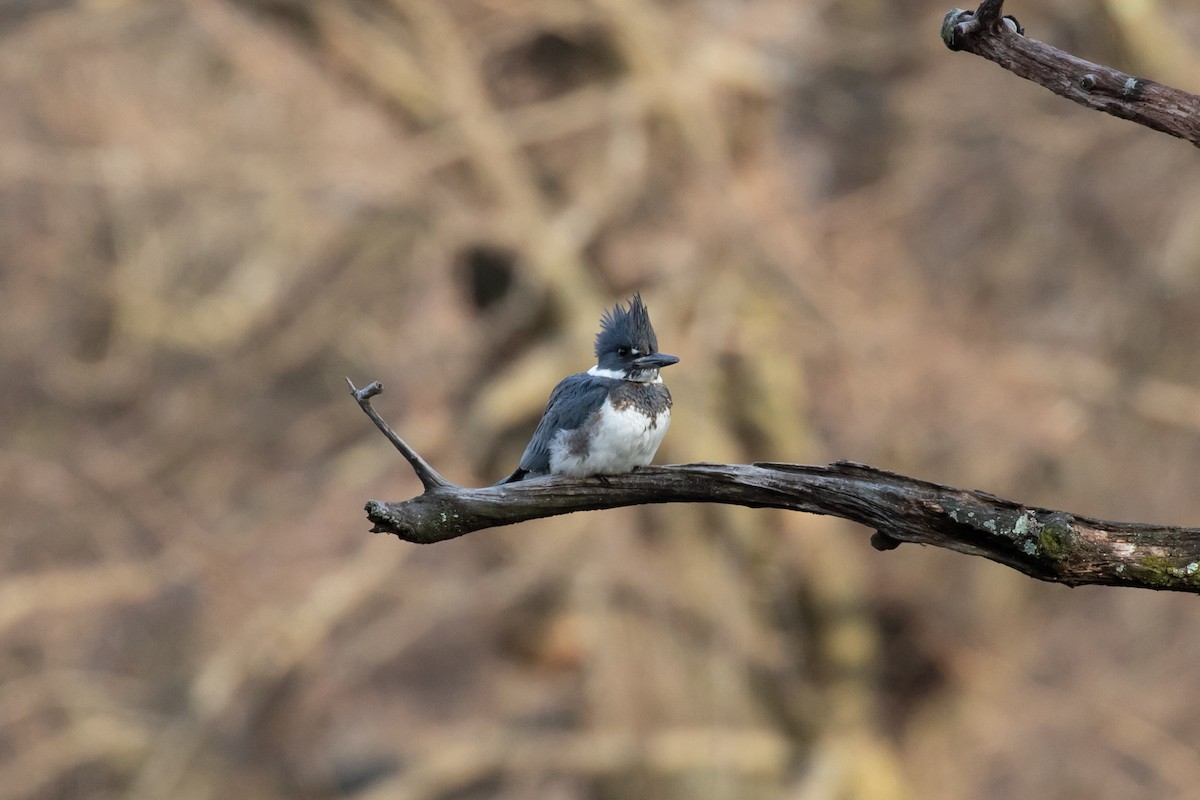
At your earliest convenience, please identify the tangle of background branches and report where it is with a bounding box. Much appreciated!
[7,1,1200,799]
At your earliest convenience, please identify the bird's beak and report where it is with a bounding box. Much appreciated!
[633,352,679,370]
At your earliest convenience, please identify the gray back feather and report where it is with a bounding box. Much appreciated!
[518,372,615,475]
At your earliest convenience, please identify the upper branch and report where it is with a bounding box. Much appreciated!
[351,382,1200,594]
[942,1,1200,146]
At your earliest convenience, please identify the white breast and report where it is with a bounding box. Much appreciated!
[548,398,671,477]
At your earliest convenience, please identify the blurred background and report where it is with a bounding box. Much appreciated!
[5,0,1200,798]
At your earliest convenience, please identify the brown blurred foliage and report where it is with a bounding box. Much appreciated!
[4,0,1200,798]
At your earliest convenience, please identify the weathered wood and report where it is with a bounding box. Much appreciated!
[942,1,1200,146]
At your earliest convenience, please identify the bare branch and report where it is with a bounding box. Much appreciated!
[352,383,1200,594]
[941,1,1200,146]
[346,377,449,490]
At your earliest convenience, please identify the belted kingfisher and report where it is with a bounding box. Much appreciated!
[499,294,678,483]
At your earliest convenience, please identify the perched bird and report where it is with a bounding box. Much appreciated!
[499,294,678,483]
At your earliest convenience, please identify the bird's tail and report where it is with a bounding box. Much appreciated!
[493,468,528,486]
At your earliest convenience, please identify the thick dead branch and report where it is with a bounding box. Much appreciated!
[350,381,1200,594]
[942,1,1200,146]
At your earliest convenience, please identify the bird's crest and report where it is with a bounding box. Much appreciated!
[595,293,658,358]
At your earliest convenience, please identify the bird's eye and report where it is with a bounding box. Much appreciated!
[617,346,630,357]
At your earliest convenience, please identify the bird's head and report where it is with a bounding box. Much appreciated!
[593,293,679,382]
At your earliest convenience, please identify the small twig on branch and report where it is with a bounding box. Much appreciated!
[346,378,449,490]
[942,0,1200,146]
[350,382,1200,594]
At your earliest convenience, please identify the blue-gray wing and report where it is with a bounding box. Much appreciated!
[514,373,613,478]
